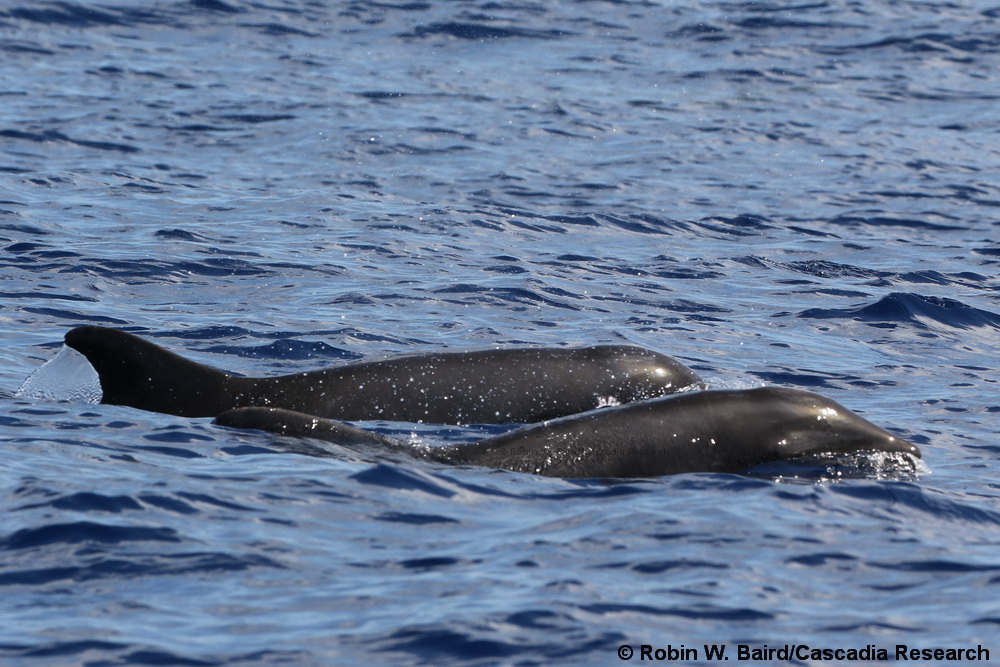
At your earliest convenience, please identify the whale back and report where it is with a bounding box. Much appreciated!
[62,326,702,423]
[434,387,920,477]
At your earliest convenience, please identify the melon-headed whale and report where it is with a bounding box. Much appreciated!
[62,326,702,424]
[214,387,921,478]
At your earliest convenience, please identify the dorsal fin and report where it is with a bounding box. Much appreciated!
[64,326,237,417]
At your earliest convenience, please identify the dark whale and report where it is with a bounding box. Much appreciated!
[214,387,921,478]
[63,326,701,424]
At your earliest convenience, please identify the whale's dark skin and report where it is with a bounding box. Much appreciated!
[63,326,702,424]
[214,387,922,478]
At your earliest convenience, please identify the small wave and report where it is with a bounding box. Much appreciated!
[2,4,141,28]
[468,209,684,236]
[350,463,457,499]
[667,22,728,41]
[630,559,729,574]
[158,325,253,340]
[0,128,139,153]
[580,602,774,622]
[0,521,181,551]
[0,640,300,666]
[799,293,1000,330]
[818,31,1000,56]
[730,16,852,30]
[375,511,459,525]
[751,257,887,280]
[682,68,783,84]
[218,114,296,124]
[870,559,1000,573]
[395,556,463,571]
[0,290,92,302]
[105,257,275,279]
[520,480,652,502]
[154,229,215,243]
[735,257,990,292]
[432,283,580,311]
[7,640,131,660]
[139,434,212,459]
[6,241,345,286]
[0,552,282,586]
[826,215,965,231]
[595,212,684,235]
[0,41,56,55]
[356,90,410,100]
[830,483,1000,526]
[373,617,618,664]
[191,0,242,14]
[142,427,215,446]
[405,22,574,40]
[784,552,857,567]
[693,215,776,236]
[749,369,863,388]
[201,339,362,361]
[898,269,992,289]
[16,491,142,514]
[239,22,318,37]
[377,626,538,663]
[20,306,129,325]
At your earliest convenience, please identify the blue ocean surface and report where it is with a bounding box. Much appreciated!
[1,0,999,665]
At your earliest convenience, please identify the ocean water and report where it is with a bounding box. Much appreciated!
[1,0,999,665]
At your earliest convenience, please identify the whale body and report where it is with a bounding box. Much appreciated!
[63,326,702,424]
[214,387,921,478]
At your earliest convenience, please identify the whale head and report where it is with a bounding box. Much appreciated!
[740,386,921,461]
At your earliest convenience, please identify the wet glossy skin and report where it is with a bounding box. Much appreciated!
[215,387,921,478]
[64,326,702,424]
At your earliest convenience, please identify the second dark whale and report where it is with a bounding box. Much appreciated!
[214,387,922,478]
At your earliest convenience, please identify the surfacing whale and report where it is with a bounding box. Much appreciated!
[63,326,702,424]
[214,387,921,478]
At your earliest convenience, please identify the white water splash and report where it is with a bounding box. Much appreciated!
[15,345,102,404]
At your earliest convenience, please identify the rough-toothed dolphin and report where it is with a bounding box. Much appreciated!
[63,326,702,424]
[214,387,922,478]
